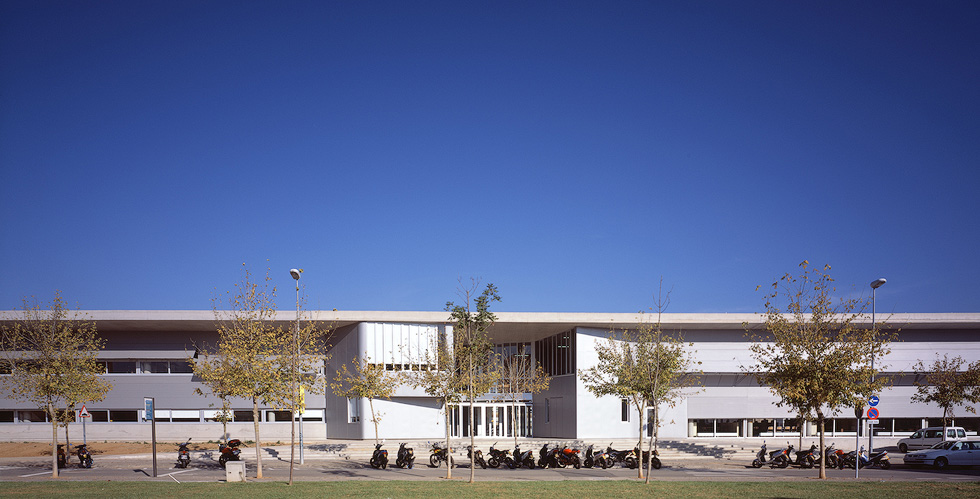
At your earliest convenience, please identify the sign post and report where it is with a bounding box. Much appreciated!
[145,397,157,477]
[299,386,305,464]
[79,405,91,445]
[868,395,880,454]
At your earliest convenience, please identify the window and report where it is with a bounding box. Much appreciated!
[107,361,136,373]
[233,410,254,422]
[267,410,290,422]
[545,398,550,423]
[139,361,169,373]
[621,399,629,422]
[535,330,575,376]
[348,398,360,423]
[0,411,13,422]
[19,410,47,422]
[170,410,201,422]
[169,361,193,373]
[90,410,109,422]
[109,410,138,422]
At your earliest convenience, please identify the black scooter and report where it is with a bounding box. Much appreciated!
[370,443,389,469]
[395,442,415,469]
[176,439,192,468]
[514,445,535,469]
[794,444,817,469]
[75,443,93,468]
[57,444,67,469]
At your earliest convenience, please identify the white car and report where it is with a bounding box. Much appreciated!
[903,440,980,469]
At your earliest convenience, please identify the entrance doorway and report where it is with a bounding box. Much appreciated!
[449,403,533,438]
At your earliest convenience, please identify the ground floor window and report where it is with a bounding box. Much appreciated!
[448,403,532,438]
[688,418,743,437]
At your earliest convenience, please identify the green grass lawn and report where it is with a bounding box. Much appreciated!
[2,481,980,498]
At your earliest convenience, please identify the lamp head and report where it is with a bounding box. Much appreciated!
[871,278,886,289]
[290,269,302,280]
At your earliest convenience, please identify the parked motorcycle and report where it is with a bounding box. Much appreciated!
[559,445,582,469]
[606,444,636,469]
[487,442,515,469]
[218,439,243,468]
[514,445,535,469]
[793,444,818,469]
[75,443,93,468]
[537,443,551,468]
[583,445,596,468]
[768,443,794,469]
[467,445,488,469]
[57,444,67,469]
[634,447,662,470]
[429,442,454,468]
[176,439,192,468]
[395,442,415,469]
[370,442,389,469]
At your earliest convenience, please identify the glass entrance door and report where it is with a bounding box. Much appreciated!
[449,403,532,438]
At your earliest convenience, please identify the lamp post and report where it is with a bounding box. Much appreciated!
[869,278,886,456]
[290,268,303,465]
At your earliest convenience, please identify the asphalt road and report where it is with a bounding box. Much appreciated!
[3,455,980,482]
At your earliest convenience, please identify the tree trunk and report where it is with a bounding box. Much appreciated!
[288,406,295,485]
[369,398,379,445]
[49,402,58,479]
[468,356,476,484]
[252,398,263,479]
[511,396,519,450]
[635,399,644,480]
[443,399,452,480]
[645,404,657,484]
[817,411,826,479]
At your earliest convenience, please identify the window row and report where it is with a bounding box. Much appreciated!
[535,330,575,376]
[0,408,325,423]
[686,418,980,437]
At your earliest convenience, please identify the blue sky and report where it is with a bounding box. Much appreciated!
[1,1,978,314]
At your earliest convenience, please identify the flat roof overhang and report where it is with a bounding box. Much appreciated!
[3,311,978,344]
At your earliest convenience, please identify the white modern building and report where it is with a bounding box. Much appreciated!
[2,310,979,442]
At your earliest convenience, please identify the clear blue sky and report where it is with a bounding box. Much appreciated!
[2,1,978,314]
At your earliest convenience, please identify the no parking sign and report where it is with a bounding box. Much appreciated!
[867,407,879,420]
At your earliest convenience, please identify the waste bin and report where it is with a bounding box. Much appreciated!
[225,461,246,482]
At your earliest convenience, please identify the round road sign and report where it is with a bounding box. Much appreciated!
[867,407,879,420]
[869,395,880,407]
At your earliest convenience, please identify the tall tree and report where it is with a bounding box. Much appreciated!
[496,344,549,449]
[0,292,111,478]
[446,280,500,484]
[407,329,461,479]
[580,280,698,482]
[330,354,399,444]
[912,355,980,429]
[746,261,891,479]
[191,264,329,480]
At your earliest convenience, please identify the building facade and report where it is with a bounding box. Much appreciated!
[2,310,978,441]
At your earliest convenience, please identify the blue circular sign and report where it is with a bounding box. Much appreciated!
[867,407,879,420]
[869,395,879,407]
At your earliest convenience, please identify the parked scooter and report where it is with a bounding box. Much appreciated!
[467,445,488,469]
[634,447,662,470]
[429,442,454,468]
[793,444,818,469]
[487,442,515,469]
[370,442,389,469]
[176,439,192,468]
[583,445,597,468]
[768,443,794,468]
[864,449,891,469]
[75,443,93,468]
[537,443,551,468]
[395,442,415,469]
[751,442,768,468]
[592,446,611,469]
[218,439,243,468]
[813,443,838,469]
[57,444,67,469]
[514,445,535,469]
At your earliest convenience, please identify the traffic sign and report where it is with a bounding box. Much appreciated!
[79,405,91,418]
[867,407,879,420]
[144,397,154,420]
[869,395,879,407]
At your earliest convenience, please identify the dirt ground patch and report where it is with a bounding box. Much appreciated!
[0,441,224,458]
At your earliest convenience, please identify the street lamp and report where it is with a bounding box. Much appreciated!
[290,268,303,465]
[869,278,886,456]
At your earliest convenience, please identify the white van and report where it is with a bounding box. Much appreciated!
[897,427,967,452]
